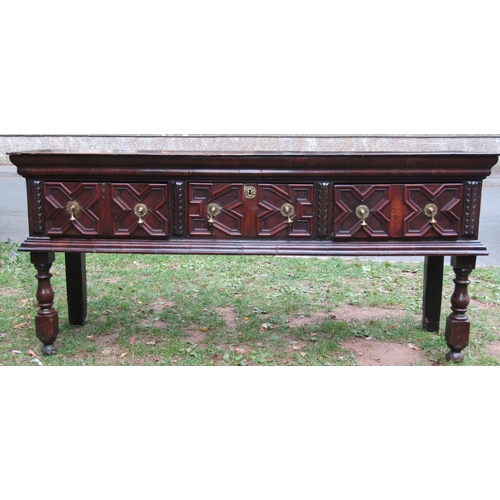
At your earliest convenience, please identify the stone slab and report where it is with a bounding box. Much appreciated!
[2,135,500,165]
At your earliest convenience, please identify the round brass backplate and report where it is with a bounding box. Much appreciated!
[207,203,221,217]
[355,205,369,219]
[134,203,148,224]
[424,203,438,224]
[280,203,295,217]
[66,200,81,222]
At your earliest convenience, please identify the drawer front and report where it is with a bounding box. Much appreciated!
[334,184,393,238]
[188,183,315,237]
[111,183,169,237]
[44,182,102,236]
[403,184,462,237]
[333,183,463,239]
[43,182,169,237]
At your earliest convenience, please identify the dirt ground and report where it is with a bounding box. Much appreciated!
[153,302,500,366]
[312,305,429,366]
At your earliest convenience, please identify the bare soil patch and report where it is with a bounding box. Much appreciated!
[484,341,500,360]
[341,338,429,366]
[287,305,415,328]
[140,318,169,329]
[183,328,208,343]
[334,304,416,322]
[149,299,175,314]
[94,332,120,346]
[216,307,238,330]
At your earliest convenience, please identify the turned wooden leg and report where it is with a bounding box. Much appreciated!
[31,252,59,355]
[422,256,444,332]
[444,255,476,362]
[65,252,88,325]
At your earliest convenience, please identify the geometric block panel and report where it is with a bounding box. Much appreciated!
[188,183,244,237]
[111,183,169,237]
[334,185,391,238]
[44,182,101,236]
[403,184,462,237]
[257,184,314,237]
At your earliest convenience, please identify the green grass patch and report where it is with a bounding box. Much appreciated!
[1,241,500,366]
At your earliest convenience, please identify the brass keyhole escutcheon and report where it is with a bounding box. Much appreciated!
[280,203,295,224]
[244,186,257,199]
[66,200,81,223]
[134,203,148,225]
[424,203,438,224]
[355,205,370,226]
[207,203,221,225]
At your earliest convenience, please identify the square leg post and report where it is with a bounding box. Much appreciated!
[65,252,88,325]
[422,256,444,332]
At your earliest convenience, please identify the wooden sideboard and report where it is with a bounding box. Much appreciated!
[8,150,498,362]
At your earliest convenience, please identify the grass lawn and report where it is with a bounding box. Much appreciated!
[1,240,499,366]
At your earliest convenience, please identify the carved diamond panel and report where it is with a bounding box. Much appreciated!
[334,185,391,238]
[112,183,169,236]
[257,184,314,237]
[44,182,101,236]
[403,184,462,237]
[188,183,244,236]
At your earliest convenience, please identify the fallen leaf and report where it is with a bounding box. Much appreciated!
[119,352,128,358]
[27,349,37,357]
[199,326,209,332]
[130,336,138,345]
[407,343,421,351]
[145,340,157,346]
[86,335,94,340]
[102,349,111,355]
[14,323,28,329]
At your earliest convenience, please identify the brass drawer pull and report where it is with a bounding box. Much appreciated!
[207,203,221,225]
[66,201,81,223]
[355,205,369,226]
[424,203,438,224]
[280,203,295,224]
[134,203,148,225]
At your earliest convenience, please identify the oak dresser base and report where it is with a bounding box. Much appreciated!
[8,149,497,362]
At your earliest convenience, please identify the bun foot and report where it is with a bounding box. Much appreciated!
[42,343,57,355]
[445,349,465,363]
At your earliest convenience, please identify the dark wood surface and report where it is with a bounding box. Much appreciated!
[8,151,497,361]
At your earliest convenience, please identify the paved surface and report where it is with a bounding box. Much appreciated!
[1,162,499,266]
